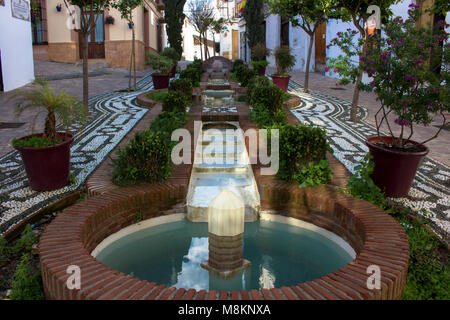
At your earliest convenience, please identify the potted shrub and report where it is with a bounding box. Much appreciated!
[359,5,449,197]
[161,47,181,78]
[251,43,271,76]
[146,52,173,89]
[9,79,86,191]
[272,46,296,91]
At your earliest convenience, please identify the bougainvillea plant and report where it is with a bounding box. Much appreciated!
[330,4,449,150]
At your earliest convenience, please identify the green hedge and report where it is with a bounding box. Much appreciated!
[113,89,188,186]
[169,78,193,100]
[247,77,284,114]
[163,90,188,113]
[268,123,332,182]
[230,64,256,87]
[179,58,203,87]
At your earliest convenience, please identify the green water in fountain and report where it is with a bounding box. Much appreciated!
[96,220,353,291]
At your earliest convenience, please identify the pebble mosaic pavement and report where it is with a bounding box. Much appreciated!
[0,75,448,244]
[287,79,450,243]
[0,75,153,234]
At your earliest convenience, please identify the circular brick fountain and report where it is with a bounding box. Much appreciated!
[39,184,409,300]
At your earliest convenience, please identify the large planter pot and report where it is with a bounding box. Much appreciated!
[365,135,429,198]
[257,66,266,76]
[271,75,290,92]
[152,73,170,89]
[169,65,177,78]
[14,132,74,191]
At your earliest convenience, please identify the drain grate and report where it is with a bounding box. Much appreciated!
[0,122,25,129]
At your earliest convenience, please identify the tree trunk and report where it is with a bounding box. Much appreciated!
[213,33,216,56]
[82,32,89,115]
[203,32,209,59]
[200,34,203,60]
[132,25,136,91]
[304,32,314,93]
[44,110,56,141]
[351,30,368,123]
[128,49,132,91]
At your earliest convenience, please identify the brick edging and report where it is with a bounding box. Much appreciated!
[39,184,409,300]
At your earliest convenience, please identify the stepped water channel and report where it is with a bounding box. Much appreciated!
[186,70,260,222]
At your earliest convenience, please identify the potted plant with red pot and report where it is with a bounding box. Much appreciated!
[251,43,271,76]
[146,52,173,89]
[10,79,86,191]
[358,5,449,197]
[272,46,296,91]
[161,47,181,78]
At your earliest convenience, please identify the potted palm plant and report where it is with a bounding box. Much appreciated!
[146,52,173,89]
[360,5,449,197]
[160,47,181,78]
[272,46,296,91]
[10,79,86,191]
[251,43,271,76]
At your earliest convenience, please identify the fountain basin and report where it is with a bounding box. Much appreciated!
[39,184,409,300]
[93,216,355,291]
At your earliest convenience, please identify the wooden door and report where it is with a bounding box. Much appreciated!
[79,12,105,59]
[232,30,238,60]
[143,8,149,49]
[315,22,326,65]
[280,17,289,46]
[0,52,3,92]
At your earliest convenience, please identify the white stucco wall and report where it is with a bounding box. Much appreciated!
[0,0,35,91]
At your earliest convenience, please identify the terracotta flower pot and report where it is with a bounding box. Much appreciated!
[271,74,290,92]
[152,73,170,89]
[14,132,74,191]
[169,65,177,78]
[257,66,266,76]
[365,135,429,198]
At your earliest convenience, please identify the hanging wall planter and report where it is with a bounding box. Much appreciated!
[56,4,62,12]
[105,16,115,25]
[128,22,133,29]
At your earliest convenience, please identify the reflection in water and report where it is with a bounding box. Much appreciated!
[175,237,209,290]
[96,220,353,291]
[259,255,276,289]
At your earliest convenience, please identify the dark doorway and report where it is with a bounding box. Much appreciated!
[315,22,327,71]
[280,17,289,47]
[79,12,105,59]
[157,23,163,52]
[0,52,3,92]
[31,0,48,44]
[430,12,445,75]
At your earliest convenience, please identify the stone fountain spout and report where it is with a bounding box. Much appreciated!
[201,190,251,278]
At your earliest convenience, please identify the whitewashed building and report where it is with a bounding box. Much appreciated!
[237,0,448,79]
[0,0,35,91]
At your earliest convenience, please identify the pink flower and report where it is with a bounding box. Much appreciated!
[394,118,409,126]
[405,74,415,81]
[324,66,330,72]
